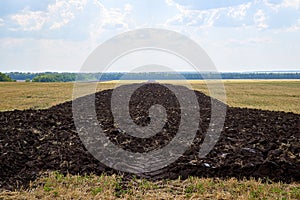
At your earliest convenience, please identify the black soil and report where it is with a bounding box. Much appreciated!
[0,83,299,190]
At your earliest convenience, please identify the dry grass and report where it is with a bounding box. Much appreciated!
[1,172,299,200]
[0,80,300,199]
[0,82,115,111]
[0,80,299,113]
[160,80,300,114]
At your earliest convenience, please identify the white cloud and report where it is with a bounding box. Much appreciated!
[89,0,133,40]
[227,3,252,19]
[282,0,300,8]
[164,0,300,31]
[165,0,174,7]
[53,0,87,30]
[48,0,87,30]
[11,10,47,31]
[5,0,135,42]
[165,1,222,28]
[254,9,268,29]
[10,0,88,31]
[2,0,300,74]
[165,1,253,29]
[0,18,4,27]
[124,3,132,12]
[264,0,300,10]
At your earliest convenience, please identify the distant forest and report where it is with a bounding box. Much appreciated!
[0,72,15,82]
[3,72,300,82]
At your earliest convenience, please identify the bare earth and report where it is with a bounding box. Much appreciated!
[0,80,299,199]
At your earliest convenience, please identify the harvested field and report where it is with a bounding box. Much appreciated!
[0,80,299,114]
[0,83,299,191]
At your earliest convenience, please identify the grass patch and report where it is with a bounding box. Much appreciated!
[1,172,299,199]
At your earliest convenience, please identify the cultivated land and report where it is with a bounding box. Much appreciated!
[0,80,299,199]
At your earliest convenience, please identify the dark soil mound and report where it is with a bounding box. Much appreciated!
[0,83,299,190]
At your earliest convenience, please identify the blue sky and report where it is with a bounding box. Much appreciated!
[0,0,300,72]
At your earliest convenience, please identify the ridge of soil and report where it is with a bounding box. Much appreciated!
[0,83,299,190]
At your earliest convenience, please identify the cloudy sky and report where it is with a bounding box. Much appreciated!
[0,0,300,72]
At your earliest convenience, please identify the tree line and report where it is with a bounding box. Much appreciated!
[0,72,15,82]
[1,72,300,82]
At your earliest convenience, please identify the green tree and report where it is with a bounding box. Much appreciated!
[0,72,14,82]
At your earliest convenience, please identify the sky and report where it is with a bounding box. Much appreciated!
[0,0,300,72]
